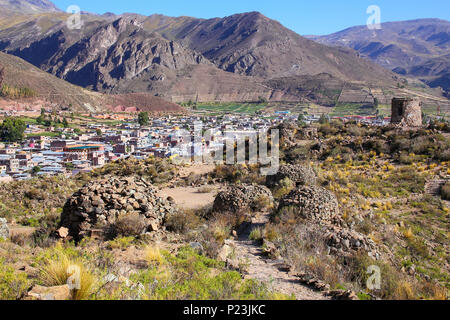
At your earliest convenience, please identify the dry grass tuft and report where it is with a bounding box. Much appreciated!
[39,248,97,300]
[144,245,164,266]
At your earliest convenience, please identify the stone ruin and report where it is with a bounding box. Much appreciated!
[275,122,299,147]
[391,97,422,127]
[60,176,177,240]
[277,185,340,224]
[299,127,318,140]
[266,164,317,188]
[213,185,274,214]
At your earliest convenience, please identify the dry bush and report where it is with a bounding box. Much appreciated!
[165,208,204,233]
[253,195,274,212]
[272,223,345,289]
[114,213,146,237]
[441,182,450,201]
[144,245,164,266]
[249,227,264,242]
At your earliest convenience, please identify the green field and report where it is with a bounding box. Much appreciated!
[330,103,377,117]
[26,131,60,138]
[193,103,268,114]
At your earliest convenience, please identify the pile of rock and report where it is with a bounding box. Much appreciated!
[324,290,359,301]
[266,164,317,187]
[325,226,379,259]
[277,185,339,224]
[0,218,9,240]
[213,185,274,214]
[275,122,299,148]
[61,176,177,240]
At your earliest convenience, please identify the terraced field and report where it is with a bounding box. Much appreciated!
[194,103,268,114]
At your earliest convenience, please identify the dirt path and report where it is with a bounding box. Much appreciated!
[229,213,328,300]
[159,186,218,210]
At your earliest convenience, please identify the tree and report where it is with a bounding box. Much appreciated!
[138,112,149,126]
[36,114,45,125]
[373,98,379,108]
[0,117,26,142]
[96,128,102,136]
[298,113,306,126]
[62,117,69,128]
[31,166,41,175]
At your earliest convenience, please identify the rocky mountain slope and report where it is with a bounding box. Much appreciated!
[0,2,405,104]
[308,19,450,94]
[0,1,447,105]
[0,0,59,14]
[143,12,396,83]
[0,51,185,113]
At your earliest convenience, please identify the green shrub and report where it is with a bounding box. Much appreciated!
[249,228,263,242]
[0,258,30,300]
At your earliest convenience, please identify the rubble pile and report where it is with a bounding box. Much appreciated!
[325,226,380,259]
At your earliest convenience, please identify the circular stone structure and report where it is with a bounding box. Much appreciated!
[213,185,274,214]
[391,97,422,127]
[266,164,317,187]
[61,175,176,240]
[277,185,339,224]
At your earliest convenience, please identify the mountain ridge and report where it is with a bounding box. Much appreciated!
[308,18,450,95]
[0,51,185,113]
[0,1,448,106]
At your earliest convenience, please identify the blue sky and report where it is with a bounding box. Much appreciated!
[52,0,450,35]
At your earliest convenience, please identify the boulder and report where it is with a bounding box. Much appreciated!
[28,285,72,300]
[61,175,177,240]
[57,227,69,239]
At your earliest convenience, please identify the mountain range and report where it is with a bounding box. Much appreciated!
[0,0,448,111]
[0,0,59,14]
[309,19,450,96]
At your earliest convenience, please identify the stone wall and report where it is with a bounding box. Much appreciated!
[391,97,422,127]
